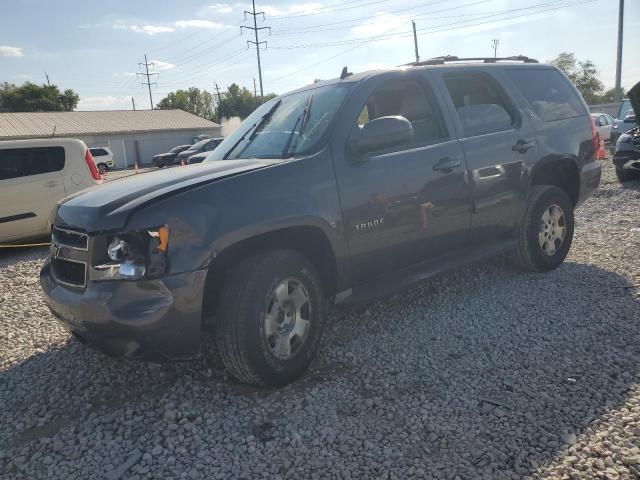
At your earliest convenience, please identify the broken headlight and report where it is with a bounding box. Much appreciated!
[93,225,170,281]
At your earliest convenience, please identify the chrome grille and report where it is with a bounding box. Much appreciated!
[50,227,88,288]
[52,227,88,250]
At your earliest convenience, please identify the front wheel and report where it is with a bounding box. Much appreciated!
[97,163,108,174]
[511,185,575,272]
[215,249,326,387]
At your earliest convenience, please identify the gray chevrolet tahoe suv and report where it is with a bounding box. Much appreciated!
[41,56,601,387]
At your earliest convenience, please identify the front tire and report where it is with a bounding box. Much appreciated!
[97,163,108,174]
[215,249,326,387]
[512,185,574,272]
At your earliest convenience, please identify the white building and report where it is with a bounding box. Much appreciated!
[0,109,221,169]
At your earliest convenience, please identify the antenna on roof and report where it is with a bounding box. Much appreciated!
[340,66,352,80]
[51,125,57,138]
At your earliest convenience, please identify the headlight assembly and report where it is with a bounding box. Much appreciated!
[93,225,170,281]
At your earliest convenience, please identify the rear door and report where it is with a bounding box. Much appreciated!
[434,69,538,244]
[0,146,66,241]
[334,72,472,283]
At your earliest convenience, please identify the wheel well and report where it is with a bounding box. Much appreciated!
[530,159,579,205]
[202,226,338,318]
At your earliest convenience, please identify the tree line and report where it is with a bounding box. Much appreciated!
[155,83,276,122]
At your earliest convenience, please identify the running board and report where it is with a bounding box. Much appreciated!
[335,239,518,305]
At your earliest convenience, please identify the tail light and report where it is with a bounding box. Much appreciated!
[84,148,102,182]
[589,115,598,160]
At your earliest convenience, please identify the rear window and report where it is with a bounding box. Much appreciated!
[0,146,65,181]
[90,148,107,156]
[506,68,585,122]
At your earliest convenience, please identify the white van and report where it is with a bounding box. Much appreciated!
[0,138,102,243]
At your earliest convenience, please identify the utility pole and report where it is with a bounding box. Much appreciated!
[491,38,499,58]
[137,54,158,110]
[131,97,136,111]
[214,82,222,118]
[615,0,624,102]
[253,77,257,97]
[412,21,420,63]
[241,0,270,98]
[45,72,51,87]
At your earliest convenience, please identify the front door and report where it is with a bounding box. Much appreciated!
[334,73,472,284]
[435,70,539,245]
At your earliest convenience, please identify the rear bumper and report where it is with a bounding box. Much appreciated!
[576,160,601,207]
[40,261,207,361]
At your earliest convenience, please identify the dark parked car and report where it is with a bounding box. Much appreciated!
[152,145,192,168]
[610,97,635,147]
[612,81,640,182]
[186,152,208,164]
[175,137,223,164]
[41,56,601,387]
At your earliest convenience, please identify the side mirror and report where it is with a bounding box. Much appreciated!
[349,116,413,157]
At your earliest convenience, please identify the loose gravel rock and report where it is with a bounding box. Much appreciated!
[1,160,639,479]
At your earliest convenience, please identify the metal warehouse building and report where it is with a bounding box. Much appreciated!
[0,110,221,169]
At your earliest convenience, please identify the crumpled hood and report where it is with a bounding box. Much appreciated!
[54,159,270,232]
[628,80,640,121]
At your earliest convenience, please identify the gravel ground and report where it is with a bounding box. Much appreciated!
[1,159,639,479]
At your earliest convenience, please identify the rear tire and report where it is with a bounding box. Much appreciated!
[616,167,638,182]
[215,249,326,387]
[511,185,574,272]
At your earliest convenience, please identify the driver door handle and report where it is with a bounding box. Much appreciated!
[433,157,462,172]
[512,139,536,153]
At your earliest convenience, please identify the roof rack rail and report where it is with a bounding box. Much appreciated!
[403,55,539,67]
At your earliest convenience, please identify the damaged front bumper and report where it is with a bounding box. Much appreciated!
[40,261,207,361]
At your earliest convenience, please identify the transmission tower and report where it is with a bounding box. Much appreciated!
[137,54,159,110]
[241,0,270,98]
[491,38,500,59]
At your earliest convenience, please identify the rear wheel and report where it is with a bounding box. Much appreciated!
[215,249,326,386]
[616,167,638,182]
[512,185,574,272]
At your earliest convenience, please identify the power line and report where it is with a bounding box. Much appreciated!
[137,54,159,109]
[267,0,599,87]
[241,0,270,97]
[267,0,598,50]
[268,0,391,20]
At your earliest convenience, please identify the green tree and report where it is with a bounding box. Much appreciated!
[156,87,216,121]
[0,82,79,111]
[216,83,277,120]
[550,52,604,104]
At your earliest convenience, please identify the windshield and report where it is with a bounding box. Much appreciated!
[170,145,188,153]
[208,83,352,160]
[189,139,210,150]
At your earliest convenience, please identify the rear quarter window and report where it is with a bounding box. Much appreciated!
[0,146,65,181]
[506,68,586,122]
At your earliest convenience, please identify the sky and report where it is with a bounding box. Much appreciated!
[0,0,638,111]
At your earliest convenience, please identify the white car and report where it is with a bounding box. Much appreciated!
[89,147,115,174]
[591,112,614,143]
[0,138,102,243]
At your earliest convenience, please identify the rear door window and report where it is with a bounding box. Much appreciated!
[443,73,516,137]
[506,68,586,122]
[0,147,65,181]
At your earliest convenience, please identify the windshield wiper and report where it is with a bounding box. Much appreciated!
[223,99,282,159]
[282,93,313,159]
